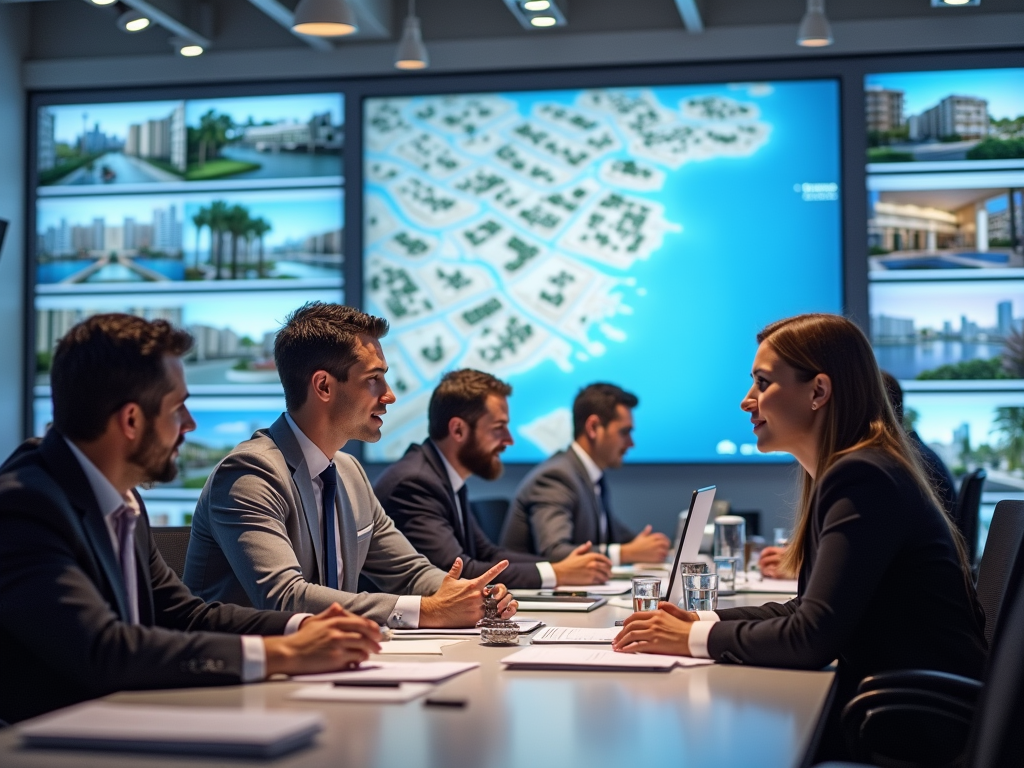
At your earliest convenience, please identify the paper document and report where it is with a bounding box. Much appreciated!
[290,683,433,704]
[293,661,480,684]
[739,576,799,594]
[516,597,606,612]
[390,619,542,637]
[501,646,686,671]
[378,639,468,655]
[18,704,323,758]
[551,579,632,595]
[531,626,618,644]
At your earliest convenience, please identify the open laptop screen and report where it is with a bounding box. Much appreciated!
[664,486,716,607]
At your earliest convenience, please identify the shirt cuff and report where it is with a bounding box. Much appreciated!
[536,561,557,588]
[607,544,621,567]
[388,595,422,629]
[240,636,266,682]
[285,613,312,635]
[687,612,721,659]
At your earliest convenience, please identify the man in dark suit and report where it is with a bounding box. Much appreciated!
[501,383,671,565]
[375,369,612,588]
[0,314,381,724]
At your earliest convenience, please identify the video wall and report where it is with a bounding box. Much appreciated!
[362,80,843,462]
[33,92,344,520]
[864,66,1024,537]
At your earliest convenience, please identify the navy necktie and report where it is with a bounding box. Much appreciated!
[457,484,476,559]
[319,463,339,590]
[597,475,611,548]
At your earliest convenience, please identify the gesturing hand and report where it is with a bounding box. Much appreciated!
[620,525,672,564]
[420,558,519,628]
[552,542,612,585]
[611,602,697,656]
[264,603,382,677]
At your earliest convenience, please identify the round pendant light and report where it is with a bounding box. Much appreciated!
[291,0,358,37]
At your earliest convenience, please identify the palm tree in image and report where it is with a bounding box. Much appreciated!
[226,205,251,280]
[994,406,1024,471]
[249,217,272,278]
[196,110,232,167]
[191,208,210,272]
[207,200,230,279]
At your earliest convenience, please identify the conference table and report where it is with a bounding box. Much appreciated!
[0,592,835,768]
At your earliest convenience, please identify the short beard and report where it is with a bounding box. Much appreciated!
[128,420,180,485]
[457,433,503,481]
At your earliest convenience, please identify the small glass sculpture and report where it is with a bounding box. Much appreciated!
[477,593,520,645]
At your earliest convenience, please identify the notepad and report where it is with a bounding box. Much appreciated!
[390,619,543,637]
[531,626,619,644]
[18,703,323,758]
[293,660,480,684]
[501,646,711,671]
[290,683,433,704]
[378,639,469,655]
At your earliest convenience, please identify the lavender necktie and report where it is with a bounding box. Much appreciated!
[110,503,140,625]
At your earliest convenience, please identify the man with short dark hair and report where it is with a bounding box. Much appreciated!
[185,303,516,629]
[375,369,613,588]
[0,314,382,724]
[501,382,671,565]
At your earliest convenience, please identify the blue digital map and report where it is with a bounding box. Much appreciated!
[363,80,842,463]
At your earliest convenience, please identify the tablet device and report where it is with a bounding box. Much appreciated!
[664,486,717,607]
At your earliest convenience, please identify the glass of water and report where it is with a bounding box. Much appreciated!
[713,557,737,595]
[631,577,661,612]
[683,573,719,612]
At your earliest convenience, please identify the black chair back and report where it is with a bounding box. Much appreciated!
[954,469,986,564]
[151,526,192,579]
[975,500,1024,647]
[469,498,510,544]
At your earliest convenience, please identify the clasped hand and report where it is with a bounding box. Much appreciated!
[612,602,698,656]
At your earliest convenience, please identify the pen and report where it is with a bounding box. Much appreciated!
[333,680,402,688]
[537,591,589,597]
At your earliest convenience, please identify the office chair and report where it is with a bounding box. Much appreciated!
[974,500,1024,647]
[469,498,511,544]
[954,469,986,565]
[818,553,1024,768]
[151,526,192,579]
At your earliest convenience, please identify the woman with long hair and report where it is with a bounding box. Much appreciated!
[613,314,986,749]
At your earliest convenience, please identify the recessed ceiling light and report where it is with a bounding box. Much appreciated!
[523,0,550,10]
[89,0,118,6]
[179,44,204,56]
[117,10,151,32]
[530,15,557,27]
[931,0,980,5]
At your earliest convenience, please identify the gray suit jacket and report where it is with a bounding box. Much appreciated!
[184,414,446,624]
[500,448,634,561]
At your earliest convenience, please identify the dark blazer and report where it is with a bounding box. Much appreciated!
[911,431,957,515]
[374,440,547,588]
[707,449,987,702]
[0,431,294,724]
[500,447,634,560]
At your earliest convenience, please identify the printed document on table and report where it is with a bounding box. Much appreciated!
[738,576,799,594]
[290,683,433,704]
[531,626,619,644]
[501,646,712,671]
[390,619,543,637]
[377,639,468,655]
[293,661,480,684]
[553,579,632,595]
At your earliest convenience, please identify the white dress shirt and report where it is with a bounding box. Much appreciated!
[570,441,621,567]
[434,443,556,588]
[687,611,721,658]
[63,438,304,681]
[285,414,422,628]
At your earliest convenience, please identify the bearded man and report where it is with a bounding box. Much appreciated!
[374,369,612,588]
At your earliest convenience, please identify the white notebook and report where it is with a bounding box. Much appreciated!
[18,703,323,758]
[501,646,711,671]
[531,626,619,644]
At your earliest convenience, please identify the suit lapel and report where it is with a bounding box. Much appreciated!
[565,448,604,545]
[267,415,325,584]
[132,490,156,626]
[40,431,132,622]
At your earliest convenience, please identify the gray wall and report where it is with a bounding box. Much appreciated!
[0,5,27,462]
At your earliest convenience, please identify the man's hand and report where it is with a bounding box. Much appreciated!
[759,546,791,579]
[263,603,382,677]
[619,525,671,564]
[611,602,697,656]
[420,558,519,628]
[552,542,612,585]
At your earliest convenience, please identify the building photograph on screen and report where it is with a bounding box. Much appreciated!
[865,67,1024,167]
[363,80,842,463]
[35,188,342,290]
[38,92,342,187]
[870,280,1024,382]
[34,289,337,390]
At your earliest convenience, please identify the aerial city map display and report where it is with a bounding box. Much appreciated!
[363,80,842,462]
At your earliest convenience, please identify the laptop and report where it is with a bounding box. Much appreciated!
[664,486,717,607]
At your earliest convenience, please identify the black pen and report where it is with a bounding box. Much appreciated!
[333,680,402,687]
[537,591,589,597]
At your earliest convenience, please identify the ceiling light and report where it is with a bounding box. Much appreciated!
[523,0,550,10]
[88,0,118,6]
[797,0,832,47]
[530,15,557,27]
[117,9,151,32]
[291,0,357,36]
[179,44,204,56]
[394,0,428,70]
[931,0,980,5]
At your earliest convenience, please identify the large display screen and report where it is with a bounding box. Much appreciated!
[363,80,843,462]
[33,92,344,522]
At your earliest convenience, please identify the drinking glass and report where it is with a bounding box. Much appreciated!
[631,577,661,613]
[714,516,747,562]
[773,527,790,547]
[713,557,737,595]
[678,562,710,575]
[683,573,718,612]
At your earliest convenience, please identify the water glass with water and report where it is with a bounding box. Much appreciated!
[714,516,747,563]
[678,562,710,575]
[683,573,718,612]
[713,557,737,595]
[631,577,661,613]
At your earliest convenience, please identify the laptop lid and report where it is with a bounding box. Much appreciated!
[664,486,717,607]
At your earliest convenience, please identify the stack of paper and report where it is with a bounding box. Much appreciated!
[738,576,799,594]
[378,639,468,655]
[501,646,713,671]
[530,626,619,644]
[19,704,323,758]
[290,661,480,703]
[389,619,543,638]
[551,580,632,595]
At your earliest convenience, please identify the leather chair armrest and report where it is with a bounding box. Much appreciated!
[856,669,983,704]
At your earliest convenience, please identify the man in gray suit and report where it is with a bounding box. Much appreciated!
[500,383,671,565]
[184,303,516,628]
